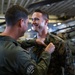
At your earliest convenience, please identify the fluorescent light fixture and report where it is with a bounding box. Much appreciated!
[53,24,57,26]
[57,22,61,25]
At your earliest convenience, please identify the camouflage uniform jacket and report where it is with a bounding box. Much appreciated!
[65,37,75,75]
[0,35,51,75]
[21,33,71,75]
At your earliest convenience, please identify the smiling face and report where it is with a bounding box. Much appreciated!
[31,12,46,32]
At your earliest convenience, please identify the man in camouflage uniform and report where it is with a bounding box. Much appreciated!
[65,31,75,75]
[21,9,72,75]
[0,5,55,75]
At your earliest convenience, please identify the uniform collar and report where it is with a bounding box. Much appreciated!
[0,35,20,46]
[35,32,49,38]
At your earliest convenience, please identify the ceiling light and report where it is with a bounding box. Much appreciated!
[57,23,61,25]
[53,24,57,26]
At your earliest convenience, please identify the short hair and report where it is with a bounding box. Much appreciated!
[5,5,29,26]
[33,9,49,20]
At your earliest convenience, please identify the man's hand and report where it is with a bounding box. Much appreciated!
[45,43,55,54]
[36,38,47,47]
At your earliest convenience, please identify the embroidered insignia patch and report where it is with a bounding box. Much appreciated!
[26,65,34,74]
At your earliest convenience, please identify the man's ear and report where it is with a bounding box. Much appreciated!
[45,19,48,25]
[18,19,23,28]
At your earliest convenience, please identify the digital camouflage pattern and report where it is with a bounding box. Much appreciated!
[65,37,75,75]
[31,33,66,75]
[21,33,73,75]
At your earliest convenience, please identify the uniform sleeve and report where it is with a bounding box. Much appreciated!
[57,41,66,67]
[64,41,74,75]
[58,41,73,75]
[17,48,51,75]
[18,39,37,49]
